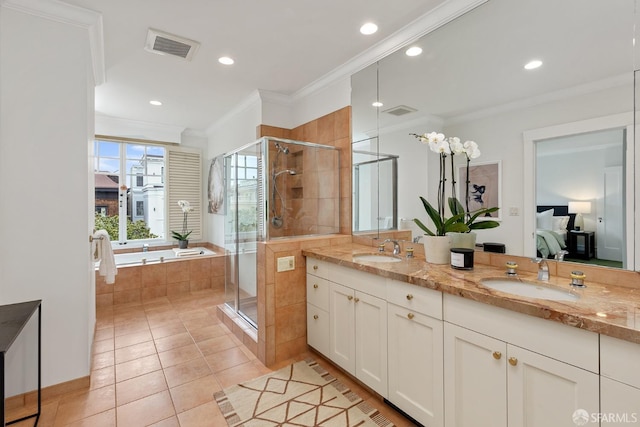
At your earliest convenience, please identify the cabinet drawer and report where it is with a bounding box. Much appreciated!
[387,279,442,319]
[306,257,329,279]
[601,334,640,388]
[306,275,329,311]
[329,263,386,299]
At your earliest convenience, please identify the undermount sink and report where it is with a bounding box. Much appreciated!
[353,253,402,263]
[480,278,580,302]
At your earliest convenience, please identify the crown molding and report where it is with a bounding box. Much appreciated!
[291,0,487,103]
[1,0,105,85]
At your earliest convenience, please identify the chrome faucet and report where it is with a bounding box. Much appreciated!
[413,235,423,244]
[533,258,549,281]
[382,239,401,255]
[142,244,149,253]
[554,250,568,261]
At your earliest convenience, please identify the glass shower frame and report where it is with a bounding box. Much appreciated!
[224,137,340,329]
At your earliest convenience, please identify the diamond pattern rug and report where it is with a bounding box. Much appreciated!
[214,358,395,427]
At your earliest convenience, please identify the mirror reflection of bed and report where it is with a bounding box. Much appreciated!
[536,206,623,268]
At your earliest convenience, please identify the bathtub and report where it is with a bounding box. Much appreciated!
[113,247,216,267]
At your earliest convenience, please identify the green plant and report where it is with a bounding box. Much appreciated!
[448,197,500,231]
[413,196,468,236]
[94,214,158,240]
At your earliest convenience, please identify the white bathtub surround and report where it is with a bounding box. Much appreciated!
[113,247,216,267]
[93,230,117,284]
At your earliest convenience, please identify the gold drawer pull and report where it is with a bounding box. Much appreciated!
[313,314,319,320]
[406,294,414,300]
[313,284,318,289]
[347,295,353,301]
[313,265,318,270]
[407,313,415,320]
[493,351,502,360]
[509,357,518,366]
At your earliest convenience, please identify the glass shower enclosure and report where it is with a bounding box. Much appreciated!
[224,137,340,328]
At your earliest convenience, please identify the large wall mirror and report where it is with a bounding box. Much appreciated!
[352,0,638,271]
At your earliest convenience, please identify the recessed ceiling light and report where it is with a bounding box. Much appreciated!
[524,59,542,70]
[372,101,383,107]
[218,56,234,65]
[360,23,378,35]
[149,100,162,106]
[405,46,423,57]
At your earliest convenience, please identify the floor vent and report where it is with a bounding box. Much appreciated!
[145,29,200,61]
[383,105,417,116]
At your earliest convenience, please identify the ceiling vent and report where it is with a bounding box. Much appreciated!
[144,29,200,61]
[383,105,417,116]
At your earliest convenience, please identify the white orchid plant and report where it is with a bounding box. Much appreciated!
[171,200,194,241]
[410,132,499,236]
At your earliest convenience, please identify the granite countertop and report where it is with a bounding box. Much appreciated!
[302,244,640,345]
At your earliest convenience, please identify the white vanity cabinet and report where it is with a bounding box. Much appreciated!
[387,279,444,427]
[306,259,331,356]
[443,294,600,427]
[307,258,387,397]
[600,335,640,425]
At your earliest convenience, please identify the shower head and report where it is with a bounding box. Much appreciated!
[273,169,297,178]
[274,142,290,155]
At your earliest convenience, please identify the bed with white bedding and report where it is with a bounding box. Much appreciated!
[536,205,576,258]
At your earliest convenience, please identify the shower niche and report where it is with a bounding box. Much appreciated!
[223,137,340,328]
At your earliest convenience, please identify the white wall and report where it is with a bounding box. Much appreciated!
[443,84,632,255]
[0,7,94,394]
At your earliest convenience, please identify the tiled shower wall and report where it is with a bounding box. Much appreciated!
[255,106,353,366]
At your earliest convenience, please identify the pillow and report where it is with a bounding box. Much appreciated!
[536,208,554,230]
[552,215,570,231]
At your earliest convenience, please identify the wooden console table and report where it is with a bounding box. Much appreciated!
[0,300,41,426]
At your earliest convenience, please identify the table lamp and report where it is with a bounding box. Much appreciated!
[568,201,591,231]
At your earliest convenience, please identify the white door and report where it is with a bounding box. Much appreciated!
[444,323,507,427]
[507,345,599,427]
[388,303,444,427]
[597,165,623,261]
[600,377,640,426]
[329,282,355,374]
[354,291,388,397]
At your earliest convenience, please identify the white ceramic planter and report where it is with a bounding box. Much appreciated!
[423,235,451,264]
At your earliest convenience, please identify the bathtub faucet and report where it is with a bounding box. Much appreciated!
[142,244,149,253]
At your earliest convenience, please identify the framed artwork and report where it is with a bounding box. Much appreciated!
[458,160,502,221]
[208,155,225,214]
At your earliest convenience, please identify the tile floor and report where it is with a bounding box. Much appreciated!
[6,289,416,427]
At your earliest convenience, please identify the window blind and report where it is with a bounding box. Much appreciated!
[167,147,202,240]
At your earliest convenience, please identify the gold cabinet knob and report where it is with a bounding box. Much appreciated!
[508,357,518,366]
[347,295,353,301]
[406,294,414,300]
[313,284,318,289]
[313,265,318,270]
[354,297,360,303]
[407,313,415,320]
[493,351,502,360]
[313,314,319,320]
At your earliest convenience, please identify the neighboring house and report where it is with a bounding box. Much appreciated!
[94,174,119,216]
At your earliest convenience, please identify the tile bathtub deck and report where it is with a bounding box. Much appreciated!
[6,289,415,427]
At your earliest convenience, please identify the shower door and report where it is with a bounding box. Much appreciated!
[224,142,263,328]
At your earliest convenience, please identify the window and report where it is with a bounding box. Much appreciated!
[94,139,166,243]
[94,139,202,245]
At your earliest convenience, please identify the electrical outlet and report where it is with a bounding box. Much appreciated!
[509,207,519,216]
[277,256,295,272]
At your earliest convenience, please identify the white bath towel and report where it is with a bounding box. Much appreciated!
[94,230,117,284]
[172,248,202,258]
